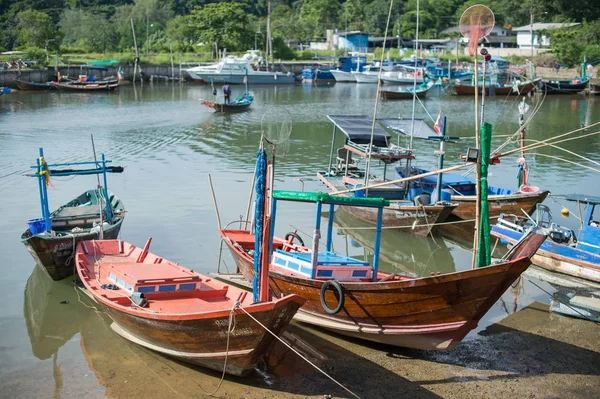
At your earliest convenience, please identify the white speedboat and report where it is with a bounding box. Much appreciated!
[330,70,356,82]
[185,52,297,84]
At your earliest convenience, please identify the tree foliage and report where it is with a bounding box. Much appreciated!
[189,2,252,51]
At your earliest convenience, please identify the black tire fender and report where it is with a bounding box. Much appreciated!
[320,279,345,315]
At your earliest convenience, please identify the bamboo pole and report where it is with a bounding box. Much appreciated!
[207,174,222,230]
[472,51,480,270]
[130,18,139,83]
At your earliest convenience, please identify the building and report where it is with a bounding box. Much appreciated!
[441,26,516,48]
[512,23,580,50]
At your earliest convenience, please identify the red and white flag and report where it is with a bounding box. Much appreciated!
[433,109,444,134]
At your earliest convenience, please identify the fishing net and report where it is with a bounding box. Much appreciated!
[459,5,495,56]
[261,106,293,146]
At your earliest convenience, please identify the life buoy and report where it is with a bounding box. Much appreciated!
[320,280,345,315]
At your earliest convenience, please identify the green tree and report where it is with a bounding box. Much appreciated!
[166,15,196,52]
[189,2,252,52]
[338,0,366,32]
[15,9,60,50]
[298,0,340,39]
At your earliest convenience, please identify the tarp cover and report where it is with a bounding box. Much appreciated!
[555,194,600,205]
[378,118,437,140]
[327,115,391,148]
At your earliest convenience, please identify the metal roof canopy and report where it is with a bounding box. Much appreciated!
[378,118,437,140]
[327,115,392,148]
[555,194,600,205]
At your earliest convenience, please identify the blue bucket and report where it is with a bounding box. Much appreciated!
[27,218,46,235]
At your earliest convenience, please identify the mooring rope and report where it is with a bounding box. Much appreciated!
[237,306,362,399]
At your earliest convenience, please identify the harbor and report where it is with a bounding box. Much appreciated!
[1,80,599,397]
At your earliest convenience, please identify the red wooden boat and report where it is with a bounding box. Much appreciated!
[452,77,541,95]
[220,190,547,351]
[75,238,305,376]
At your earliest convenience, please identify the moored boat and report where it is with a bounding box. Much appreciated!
[452,77,541,95]
[15,79,56,91]
[317,115,457,236]
[380,80,434,100]
[220,190,547,350]
[492,197,600,283]
[75,238,305,376]
[20,149,125,280]
[541,78,589,94]
[52,80,119,91]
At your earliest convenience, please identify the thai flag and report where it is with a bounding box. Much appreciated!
[433,109,444,134]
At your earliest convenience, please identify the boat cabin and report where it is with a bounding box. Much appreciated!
[566,194,600,254]
[266,191,389,282]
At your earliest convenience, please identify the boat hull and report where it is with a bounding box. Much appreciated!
[342,202,455,236]
[331,70,356,82]
[21,220,123,280]
[15,79,55,91]
[453,78,540,95]
[221,229,543,350]
[492,225,600,283]
[100,296,301,376]
[188,72,296,85]
[450,190,549,220]
[52,81,119,91]
[201,99,251,113]
[542,80,589,94]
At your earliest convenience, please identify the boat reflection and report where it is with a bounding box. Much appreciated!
[330,206,456,277]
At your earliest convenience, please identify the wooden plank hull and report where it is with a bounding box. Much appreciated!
[201,99,251,113]
[21,218,123,280]
[542,80,589,94]
[52,81,119,91]
[15,79,56,91]
[342,202,455,236]
[76,239,304,377]
[450,190,549,220]
[453,78,541,95]
[100,297,301,376]
[220,229,545,350]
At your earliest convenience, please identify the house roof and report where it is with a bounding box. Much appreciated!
[512,23,580,32]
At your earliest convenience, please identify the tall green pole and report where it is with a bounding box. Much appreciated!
[477,122,492,267]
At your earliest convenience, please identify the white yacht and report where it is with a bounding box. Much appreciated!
[185,52,297,84]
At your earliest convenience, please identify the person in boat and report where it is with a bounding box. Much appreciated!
[223,82,231,104]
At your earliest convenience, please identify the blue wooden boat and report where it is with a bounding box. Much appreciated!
[21,148,125,281]
[491,195,600,283]
[395,166,549,220]
[201,93,253,113]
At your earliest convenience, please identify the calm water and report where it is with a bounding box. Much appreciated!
[1,83,599,398]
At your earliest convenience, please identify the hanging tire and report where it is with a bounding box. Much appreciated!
[320,280,344,315]
[284,231,305,246]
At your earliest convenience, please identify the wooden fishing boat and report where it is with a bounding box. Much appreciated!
[52,80,119,91]
[492,196,600,283]
[20,149,125,280]
[317,115,457,236]
[75,238,305,376]
[380,80,434,100]
[397,166,549,220]
[201,93,253,113]
[220,190,547,350]
[15,79,56,91]
[452,77,541,95]
[541,78,589,94]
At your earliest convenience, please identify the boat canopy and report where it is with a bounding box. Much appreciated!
[327,115,391,148]
[556,194,600,205]
[272,190,389,207]
[378,118,437,140]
